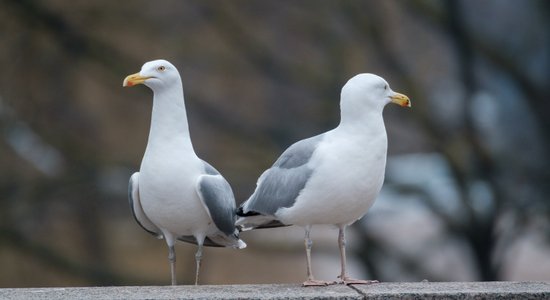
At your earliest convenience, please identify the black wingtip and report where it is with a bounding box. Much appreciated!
[254,220,290,229]
[235,206,260,217]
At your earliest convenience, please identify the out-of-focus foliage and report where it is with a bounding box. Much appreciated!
[0,0,548,287]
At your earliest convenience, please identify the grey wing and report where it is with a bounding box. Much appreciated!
[196,164,237,236]
[241,134,324,216]
[177,235,227,247]
[128,172,162,238]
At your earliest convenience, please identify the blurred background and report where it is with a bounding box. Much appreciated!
[0,0,549,287]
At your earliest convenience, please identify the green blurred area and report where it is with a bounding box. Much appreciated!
[0,0,549,287]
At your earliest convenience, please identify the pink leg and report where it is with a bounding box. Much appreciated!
[337,226,378,285]
[302,226,335,287]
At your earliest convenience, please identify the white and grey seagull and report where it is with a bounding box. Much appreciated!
[236,73,410,286]
[123,59,246,286]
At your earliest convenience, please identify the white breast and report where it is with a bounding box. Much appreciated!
[138,146,213,237]
[276,129,388,226]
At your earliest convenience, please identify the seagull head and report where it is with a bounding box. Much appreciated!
[341,73,411,115]
[123,59,181,91]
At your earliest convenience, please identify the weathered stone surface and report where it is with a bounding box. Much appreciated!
[351,281,550,299]
[0,284,361,300]
[0,282,548,299]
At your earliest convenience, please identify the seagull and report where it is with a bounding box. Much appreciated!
[123,59,246,285]
[236,73,410,286]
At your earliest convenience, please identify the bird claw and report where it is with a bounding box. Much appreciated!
[302,279,336,287]
[338,276,379,285]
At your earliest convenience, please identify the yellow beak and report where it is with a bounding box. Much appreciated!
[123,72,151,87]
[390,92,411,107]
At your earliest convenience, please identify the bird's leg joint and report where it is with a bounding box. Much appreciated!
[338,227,347,249]
[195,248,203,261]
[306,237,313,250]
[168,246,176,263]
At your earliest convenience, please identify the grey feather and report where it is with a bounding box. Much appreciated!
[202,161,219,175]
[197,163,237,236]
[128,172,162,238]
[242,134,324,215]
[177,235,225,247]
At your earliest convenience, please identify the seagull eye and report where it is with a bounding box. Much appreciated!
[384,85,388,90]
[157,66,166,72]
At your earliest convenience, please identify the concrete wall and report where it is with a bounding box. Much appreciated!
[1,281,549,299]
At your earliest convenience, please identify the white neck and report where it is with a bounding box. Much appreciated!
[146,82,194,154]
[335,107,389,170]
[337,97,387,137]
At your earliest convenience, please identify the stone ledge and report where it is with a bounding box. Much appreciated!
[0,281,548,299]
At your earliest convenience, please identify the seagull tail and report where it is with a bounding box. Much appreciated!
[236,239,247,249]
[236,215,290,231]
